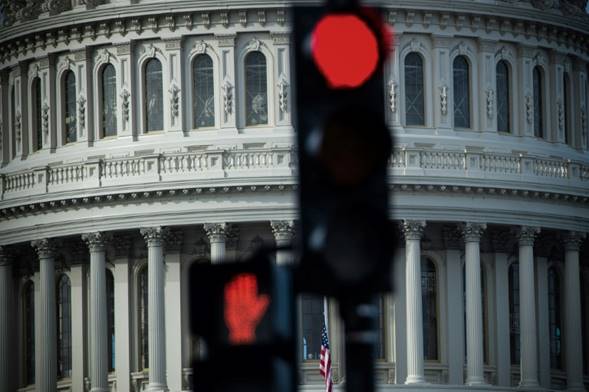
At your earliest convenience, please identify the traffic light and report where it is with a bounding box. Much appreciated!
[292,2,395,298]
[190,251,297,392]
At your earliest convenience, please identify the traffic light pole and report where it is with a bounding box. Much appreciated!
[340,296,379,392]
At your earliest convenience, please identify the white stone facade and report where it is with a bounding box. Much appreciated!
[0,0,588,391]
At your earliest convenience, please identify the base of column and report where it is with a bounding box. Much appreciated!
[466,377,487,386]
[518,380,541,390]
[146,382,169,392]
[405,375,427,384]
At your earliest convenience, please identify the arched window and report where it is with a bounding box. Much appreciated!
[548,267,562,369]
[301,294,323,360]
[405,53,425,126]
[63,70,77,143]
[422,258,438,360]
[144,58,163,132]
[101,64,117,137]
[193,54,215,128]
[563,72,570,145]
[508,261,520,365]
[23,281,35,385]
[245,51,268,126]
[138,266,148,370]
[496,60,510,133]
[107,269,115,372]
[533,66,544,138]
[32,77,42,151]
[453,56,470,128]
[57,275,71,378]
[10,84,15,158]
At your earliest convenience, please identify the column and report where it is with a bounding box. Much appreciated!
[462,223,486,385]
[442,226,464,385]
[491,230,511,387]
[271,220,295,265]
[31,239,57,392]
[113,236,133,392]
[392,245,407,384]
[402,220,426,384]
[535,256,551,388]
[140,227,168,392]
[82,233,110,392]
[165,230,183,392]
[517,226,540,388]
[563,232,586,392]
[70,244,88,392]
[0,247,12,392]
[204,223,227,263]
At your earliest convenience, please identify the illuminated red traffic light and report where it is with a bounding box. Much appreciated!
[224,273,270,345]
[311,14,380,89]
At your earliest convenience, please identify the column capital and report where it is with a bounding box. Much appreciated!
[204,223,228,243]
[401,220,426,241]
[31,238,56,259]
[113,234,133,258]
[516,226,540,247]
[140,227,169,247]
[442,224,463,250]
[81,232,111,252]
[165,229,183,252]
[271,220,295,242]
[462,223,487,243]
[563,231,586,252]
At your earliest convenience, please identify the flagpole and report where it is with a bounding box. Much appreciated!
[323,296,329,332]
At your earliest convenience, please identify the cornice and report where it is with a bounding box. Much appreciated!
[0,3,588,68]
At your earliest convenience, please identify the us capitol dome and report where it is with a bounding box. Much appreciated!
[0,0,588,391]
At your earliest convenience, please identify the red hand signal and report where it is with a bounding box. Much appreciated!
[224,273,270,344]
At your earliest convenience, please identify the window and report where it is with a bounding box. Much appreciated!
[404,53,425,126]
[138,266,148,370]
[548,267,562,369]
[23,281,35,385]
[453,56,470,128]
[57,275,71,378]
[422,258,438,360]
[107,269,115,372]
[63,71,77,144]
[508,262,520,365]
[144,58,163,132]
[496,60,510,133]
[533,67,544,138]
[245,51,268,126]
[193,54,215,128]
[101,64,117,137]
[32,77,42,151]
[10,84,15,158]
[376,296,385,359]
[301,294,323,360]
[563,72,570,145]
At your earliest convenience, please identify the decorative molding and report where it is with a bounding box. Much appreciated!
[120,87,130,124]
[440,84,448,116]
[193,41,208,55]
[486,89,494,119]
[271,220,295,242]
[563,231,585,251]
[98,49,111,64]
[388,80,397,114]
[442,224,462,250]
[169,81,180,119]
[204,223,228,242]
[41,101,50,138]
[222,77,233,116]
[277,74,288,113]
[525,94,533,124]
[78,93,86,130]
[246,38,262,52]
[165,229,183,252]
[140,226,169,246]
[31,238,55,259]
[401,220,426,241]
[462,222,487,242]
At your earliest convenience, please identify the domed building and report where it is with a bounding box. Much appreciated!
[0,0,588,391]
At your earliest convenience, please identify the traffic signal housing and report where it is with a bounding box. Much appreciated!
[190,251,297,392]
[293,4,395,298]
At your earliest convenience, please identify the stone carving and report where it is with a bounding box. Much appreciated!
[29,63,40,79]
[222,78,233,116]
[41,101,50,137]
[98,49,110,64]
[401,220,426,241]
[257,10,266,26]
[440,85,448,116]
[531,0,557,10]
[165,230,184,252]
[201,12,210,28]
[145,43,157,58]
[120,87,130,123]
[442,224,462,249]
[31,238,55,258]
[462,222,486,242]
[557,100,564,132]
[247,38,262,52]
[516,226,540,246]
[277,74,288,113]
[239,10,247,26]
[169,82,180,119]
[190,237,209,257]
[15,111,22,146]
[193,40,207,55]
[486,89,494,119]
[81,232,111,251]
[271,220,295,241]
[204,223,228,242]
[525,94,533,124]
[140,226,169,245]
[563,231,586,251]
[388,80,397,113]
[78,93,86,129]
[560,0,589,15]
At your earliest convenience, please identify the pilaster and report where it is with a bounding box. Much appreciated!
[535,256,550,389]
[165,230,184,392]
[164,39,183,133]
[387,33,402,127]
[518,46,535,138]
[216,34,237,133]
[31,238,57,392]
[572,60,586,150]
[432,35,452,132]
[112,235,132,392]
[115,43,134,139]
[478,39,496,133]
[272,33,291,127]
[16,62,29,158]
[271,220,295,265]
[0,72,8,165]
[70,250,88,392]
[550,51,567,143]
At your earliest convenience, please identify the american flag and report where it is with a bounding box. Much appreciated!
[319,321,333,392]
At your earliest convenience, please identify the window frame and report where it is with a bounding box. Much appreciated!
[31,76,43,152]
[136,263,149,371]
[243,50,270,128]
[98,63,118,139]
[547,265,563,370]
[61,69,77,145]
[56,273,72,380]
[532,66,545,139]
[563,71,571,146]
[22,280,35,387]
[508,260,520,366]
[191,53,217,130]
[403,51,426,127]
[142,57,164,133]
[452,55,472,130]
[421,257,439,362]
[496,60,512,134]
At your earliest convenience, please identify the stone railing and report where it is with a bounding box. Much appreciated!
[0,147,587,202]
